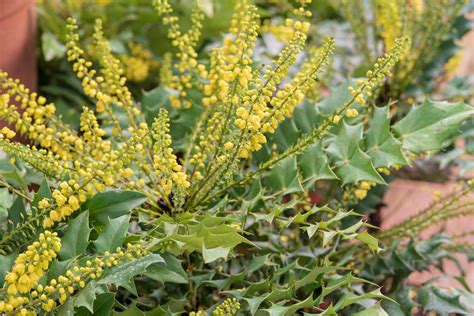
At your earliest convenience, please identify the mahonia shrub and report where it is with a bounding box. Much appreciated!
[0,0,473,315]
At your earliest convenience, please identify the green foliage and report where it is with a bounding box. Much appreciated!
[0,0,472,315]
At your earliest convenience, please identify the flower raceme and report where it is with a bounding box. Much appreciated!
[0,231,60,314]
[0,243,147,315]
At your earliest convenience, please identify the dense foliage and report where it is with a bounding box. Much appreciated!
[0,0,473,315]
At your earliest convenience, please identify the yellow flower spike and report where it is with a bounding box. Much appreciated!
[154,0,205,109]
[152,108,189,205]
[2,231,60,309]
[373,0,402,50]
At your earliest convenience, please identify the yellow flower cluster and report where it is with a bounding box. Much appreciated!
[67,18,140,136]
[293,0,313,17]
[0,74,79,160]
[0,126,16,139]
[1,243,147,315]
[154,0,207,108]
[236,36,334,158]
[212,298,241,316]
[354,181,376,200]
[0,231,60,314]
[152,109,190,196]
[121,42,159,83]
[373,0,402,50]
[41,179,90,228]
[261,20,296,44]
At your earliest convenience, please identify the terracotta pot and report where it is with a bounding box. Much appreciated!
[0,0,37,129]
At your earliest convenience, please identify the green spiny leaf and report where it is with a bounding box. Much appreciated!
[97,253,164,286]
[326,122,385,185]
[93,214,130,254]
[365,106,406,168]
[58,212,91,260]
[87,191,147,224]
[393,99,473,153]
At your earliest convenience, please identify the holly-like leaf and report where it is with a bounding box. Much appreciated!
[298,143,338,186]
[326,122,385,185]
[393,99,473,153]
[32,178,52,208]
[58,212,91,260]
[141,85,169,127]
[0,252,17,287]
[91,292,115,316]
[417,286,470,315]
[262,295,314,316]
[94,215,130,254]
[87,191,147,224]
[317,80,355,116]
[145,253,188,284]
[97,254,164,286]
[264,157,304,194]
[8,196,26,228]
[365,106,406,168]
[74,283,96,313]
[356,231,381,254]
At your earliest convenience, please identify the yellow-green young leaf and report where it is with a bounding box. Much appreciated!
[356,231,381,254]
[58,212,91,260]
[202,246,230,263]
[393,99,473,153]
[353,302,389,316]
[365,106,406,168]
[326,122,385,185]
[335,289,393,311]
[87,190,147,224]
[93,214,130,254]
